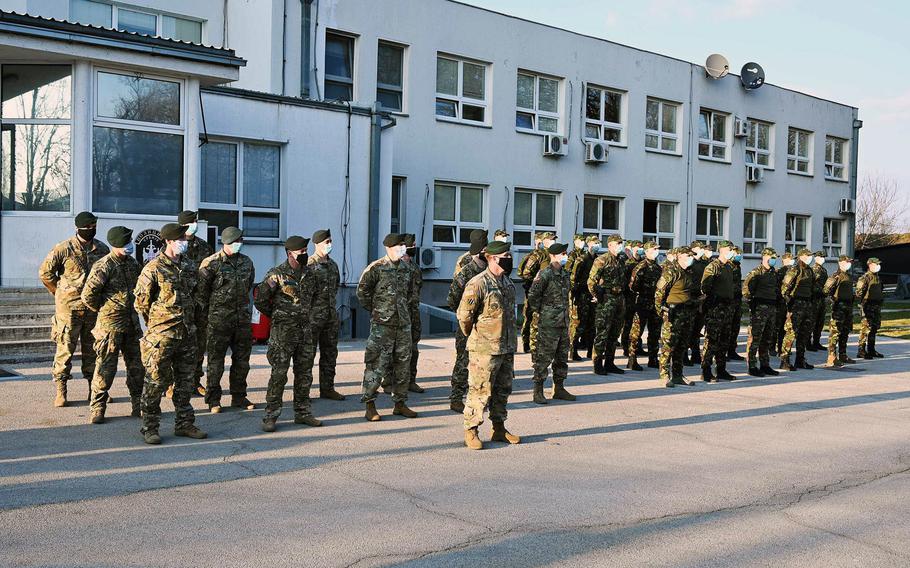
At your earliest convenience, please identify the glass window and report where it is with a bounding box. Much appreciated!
[377,42,404,112]
[96,72,180,125]
[432,182,484,245]
[325,32,354,102]
[645,98,679,154]
[512,189,557,248]
[784,214,809,255]
[584,85,623,144]
[787,128,812,175]
[824,136,847,180]
[582,195,621,242]
[2,64,72,120]
[200,142,236,204]
[643,200,676,249]
[460,186,482,222]
[746,120,772,168]
[823,218,844,257]
[698,109,729,161]
[161,16,202,43]
[390,177,404,234]
[742,210,769,255]
[515,72,561,134]
[243,144,279,208]
[70,0,112,28]
[696,205,726,248]
[436,55,489,125]
[117,8,157,35]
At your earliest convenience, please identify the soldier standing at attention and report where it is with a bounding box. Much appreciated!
[134,223,207,445]
[779,248,817,371]
[587,234,626,376]
[446,232,488,413]
[527,242,576,404]
[176,210,212,398]
[621,240,644,357]
[453,229,488,278]
[627,242,662,370]
[700,241,738,382]
[571,236,600,360]
[808,251,829,352]
[457,240,520,450]
[686,241,709,366]
[308,229,345,400]
[197,227,256,414]
[726,246,745,361]
[527,231,556,355]
[255,236,322,432]
[742,248,781,377]
[565,234,586,360]
[81,226,143,422]
[856,257,885,359]
[654,247,698,387]
[402,234,425,393]
[357,233,418,422]
[823,255,856,367]
[40,211,109,407]
[518,231,546,353]
[774,252,795,355]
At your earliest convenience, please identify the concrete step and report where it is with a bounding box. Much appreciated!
[0,325,51,342]
[0,311,53,326]
[0,296,56,307]
[0,338,62,364]
[0,287,54,302]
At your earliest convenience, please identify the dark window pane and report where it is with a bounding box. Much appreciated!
[462,62,485,99]
[97,72,180,125]
[458,227,474,244]
[462,104,484,122]
[435,99,456,117]
[433,225,454,243]
[696,208,707,236]
[244,212,279,238]
[587,88,601,120]
[2,64,72,119]
[642,200,657,233]
[516,112,534,130]
[1,124,71,211]
[434,184,455,221]
[513,191,532,226]
[198,209,239,237]
[117,8,156,35]
[377,89,401,111]
[602,199,618,230]
[325,81,352,102]
[646,99,659,130]
[604,91,621,123]
[243,144,280,208]
[200,142,236,204]
[390,177,402,234]
[436,58,457,95]
[377,43,403,87]
[583,197,598,229]
[536,194,555,226]
[513,231,531,246]
[325,34,353,79]
[460,186,482,223]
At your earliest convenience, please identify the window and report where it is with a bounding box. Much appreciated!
[199,141,281,240]
[516,72,561,134]
[432,182,484,244]
[787,128,812,174]
[785,214,809,255]
[698,109,729,161]
[742,210,770,256]
[1,65,72,212]
[512,189,557,247]
[390,176,404,234]
[435,55,488,125]
[823,218,844,257]
[92,70,184,216]
[695,205,726,248]
[746,120,772,168]
[583,196,622,241]
[585,85,624,144]
[825,136,847,180]
[645,98,679,154]
[377,41,404,112]
[69,1,202,43]
[301,0,313,98]
[643,200,676,249]
[325,32,355,101]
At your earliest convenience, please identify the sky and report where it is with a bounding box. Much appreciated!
[465,0,910,215]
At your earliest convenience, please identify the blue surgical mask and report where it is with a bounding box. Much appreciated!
[559,256,568,266]
[324,243,333,254]
[734,254,743,263]
[174,240,189,255]
[684,256,694,268]
[768,257,777,267]
[185,222,198,236]
[123,242,135,256]
[229,242,243,254]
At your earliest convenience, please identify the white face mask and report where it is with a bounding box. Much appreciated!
[815,256,825,266]
[494,236,508,243]
[185,222,198,236]
[123,242,135,256]
[558,255,568,266]
[679,255,693,268]
[646,249,659,261]
[324,243,333,254]
[173,240,189,255]
[800,256,812,265]
[783,258,794,266]
[870,264,881,273]
[692,248,703,259]
[722,250,734,261]
[839,262,852,272]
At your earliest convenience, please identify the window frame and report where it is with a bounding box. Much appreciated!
[376,39,407,113]
[582,195,624,242]
[390,176,405,234]
[742,209,771,257]
[822,217,844,257]
[584,83,626,146]
[431,181,486,247]
[745,118,774,169]
[642,199,677,250]
[824,136,848,182]
[515,70,563,136]
[511,187,559,250]
[697,108,731,163]
[784,213,810,255]
[787,127,813,176]
[644,97,681,156]
[324,30,357,102]
[435,53,491,127]
[69,0,204,43]
[695,205,727,248]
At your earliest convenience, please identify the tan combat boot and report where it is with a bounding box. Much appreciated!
[551,381,576,401]
[262,418,277,432]
[393,401,418,418]
[827,353,843,367]
[532,383,548,405]
[365,401,381,422]
[174,425,208,439]
[90,410,105,424]
[464,427,483,450]
[294,414,323,427]
[53,381,67,408]
[491,421,520,444]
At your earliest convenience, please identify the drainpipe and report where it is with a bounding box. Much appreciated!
[847,112,862,257]
[368,102,383,262]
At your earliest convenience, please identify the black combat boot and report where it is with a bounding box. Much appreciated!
[760,365,780,376]
[604,353,625,374]
[593,357,608,376]
[716,367,736,381]
[647,354,659,368]
[532,383,548,404]
[795,358,814,370]
[840,353,856,364]
[726,349,744,361]
[690,350,702,365]
[626,355,643,371]
[748,366,765,377]
[870,336,884,358]
[701,366,716,383]
[571,347,583,361]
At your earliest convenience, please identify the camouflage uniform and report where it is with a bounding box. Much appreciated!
[700,258,737,374]
[39,236,110,388]
[184,235,213,385]
[197,250,255,406]
[774,260,792,354]
[687,254,710,362]
[654,259,698,385]
[254,260,317,420]
[406,256,423,384]
[81,252,144,414]
[134,253,199,434]
[447,255,487,404]
[307,253,341,395]
[565,242,585,353]
[780,258,816,366]
[519,247,549,352]
[357,256,414,403]
[627,255,662,366]
[570,244,597,355]
[527,262,570,389]
[742,264,779,370]
[620,242,643,355]
[823,268,854,362]
[810,259,829,348]
[727,258,744,356]
[856,268,884,358]
[457,269,517,429]
[587,249,626,368]
[453,251,472,279]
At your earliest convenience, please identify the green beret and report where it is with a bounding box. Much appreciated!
[689,240,705,249]
[494,229,509,238]
[160,223,187,241]
[585,235,601,244]
[75,211,97,228]
[676,246,693,255]
[106,226,132,248]
[548,242,568,255]
[177,210,197,224]
[312,229,331,244]
[797,248,813,257]
[761,247,778,257]
[718,240,733,249]
[285,235,309,251]
[607,234,623,244]
[221,226,243,245]
[867,257,881,265]
[643,241,659,249]
[838,255,852,262]
[468,228,488,242]
[486,241,511,255]
[382,233,403,247]
[403,233,416,246]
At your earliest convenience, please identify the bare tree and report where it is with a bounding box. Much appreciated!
[855,173,908,249]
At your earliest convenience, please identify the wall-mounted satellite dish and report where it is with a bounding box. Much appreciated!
[705,54,729,79]
[741,62,765,90]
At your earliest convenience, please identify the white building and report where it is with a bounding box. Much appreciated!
[0,0,859,336]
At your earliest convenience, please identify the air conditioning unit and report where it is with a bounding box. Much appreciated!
[746,164,764,183]
[734,117,750,138]
[419,246,441,270]
[542,134,568,157]
[840,197,855,215]
[584,141,609,164]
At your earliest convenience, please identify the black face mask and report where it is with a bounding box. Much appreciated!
[496,256,513,274]
[406,246,418,258]
[77,227,96,241]
[294,252,308,266]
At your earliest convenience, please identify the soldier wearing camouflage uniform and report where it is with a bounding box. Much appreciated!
[357,233,418,422]
[134,223,207,445]
[779,248,817,371]
[308,229,345,400]
[197,227,256,413]
[570,235,600,360]
[492,229,510,243]
[565,233,586,361]
[402,234,425,393]
[686,241,709,365]
[823,255,856,367]
[856,257,885,359]
[742,248,781,377]
[81,226,143,422]
[700,241,738,382]
[454,229,488,278]
[519,231,556,354]
[527,243,576,404]
[726,246,745,361]
[178,210,213,397]
[446,231,488,413]
[808,251,828,352]
[654,246,698,388]
[621,240,644,357]
[457,240,520,450]
[587,234,626,375]
[627,242,662,370]
[40,211,109,407]
[774,252,794,354]
[255,236,322,433]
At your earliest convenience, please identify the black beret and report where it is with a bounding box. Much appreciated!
[469,228,488,242]
[469,238,488,255]
[403,233,416,246]
[285,235,309,251]
[221,227,243,245]
[548,242,568,255]
[106,226,132,248]
[312,229,331,244]
[160,223,187,241]
[75,211,97,228]
[486,241,511,255]
[177,210,198,224]
[383,233,403,247]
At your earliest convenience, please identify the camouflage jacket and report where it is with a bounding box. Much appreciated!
[184,236,213,269]
[356,256,413,327]
[811,264,828,298]
[781,263,815,302]
[134,253,198,340]
[775,265,789,302]
[457,269,517,355]
[628,258,661,308]
[564,248,585,278]
[731,262,743,299]
[197,251,255,325]
[518,248,545,290]
[453,251,472,279]
[587,252,625,300]
[447,255,487,311]
[690,258,709,285]
[527,263,570,329]
[81,252,142,334]
[742,265,778,302]
[824,270,854,302]
[39,236,110,312]
[701,260,737,301]
[855,271,883,303]
[307,253,340,325]
[406,258,422,327]
[571,250,596,300]
[254,260,316,328]
[654,263,698,312]
[623,257,641,298]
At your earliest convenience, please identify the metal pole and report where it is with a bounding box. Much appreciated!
[847,113,862,257]
[368,101,382,262]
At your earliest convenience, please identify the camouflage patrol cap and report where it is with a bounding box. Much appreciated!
[285,235,309,250]
[607,234,623,244]
[643,241,659,250]
[486,240,510,255]
[547,242,568,255]
[402,233,416,246]
[628,239,643,248]
[107,226,132,248]
[867,257,881,265]
[160,223,187,241]
[573,233,586,241]
[585,235,601,244]
[718,240,733,249]
[814,250,825,257]
[539,231,557,240]
[761,247,778,257]
[838,255,852,262]
[797,248,813,257]
[689,240,706,249]
[676,246,693,255]
[781,251,793,259]
[494,229,509,238]
[221,226,243,245]
[75,211,97,228]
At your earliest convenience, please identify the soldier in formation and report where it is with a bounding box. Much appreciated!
[686,241,709,366]
[700,241,738,382]
[823,255,856,367]
[627,242,662,370]
[569,235,600,360]
[620,240,644,357]
[588,235,626,375]
[654,247,698,387]
[177,210,213,397]
[308,229,345,400]
[808,250,829,352]
[742,248,781,377]
[779,248,817,371]
[856,257,885,359]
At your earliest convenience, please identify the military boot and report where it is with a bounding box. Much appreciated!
[727,349,744,361]
[571,348,583,361]
[858,343,870,359]
[90,410,105,424]
[365,401,381,422]
[870,336,884,358]
[716,367,736,381]
[393,401,418,418]
[262,418,277,432]
[491,421,520,444]
[840,353,856,364]
[795,358,814,370]
[532,383,548,404]
[812,340,825,351]
[551,381,576,401]
[647,354,659,368]
[627,355,643,371]
[826,353,843,367]
[294,414,323,427]
[604,353,625,374]
[450,399,465,413]
[760,365,780,376]
[593,357,608,376]
[143,430,162,445]
[464,427,483,450]
[780,356,794,371]
[748,366,765,377]
[174,425,207,439]
[690,350,702,365]
[320,389,346,401]
[701,366,716,382]
[585,346,593,359]
[53,381,67,408]
[231,396,256,410]
[131,397,142,418]
[408,381,425,393]
[523,339,531,354]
